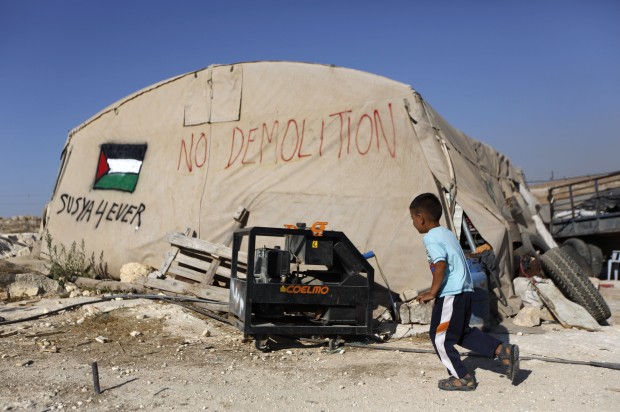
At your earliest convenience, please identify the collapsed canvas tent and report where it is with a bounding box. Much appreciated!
[43,61,547,312]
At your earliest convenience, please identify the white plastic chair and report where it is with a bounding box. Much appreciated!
[608,250,620,281]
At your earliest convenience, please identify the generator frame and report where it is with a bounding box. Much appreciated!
[228,226,374,350]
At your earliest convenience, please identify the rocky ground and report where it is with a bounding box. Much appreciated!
[1,219,619,411]
[0,280,618,411]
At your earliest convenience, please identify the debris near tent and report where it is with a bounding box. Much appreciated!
[533,279,601,331]
[0,215,41,259]
[512,246,612,330]
[114,207,249,313]
[70,229,240,313]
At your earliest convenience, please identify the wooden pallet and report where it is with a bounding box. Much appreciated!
[161,231,248,286]
[147,206,250,311]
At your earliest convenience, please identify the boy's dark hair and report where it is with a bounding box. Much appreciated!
[409,193,443,221]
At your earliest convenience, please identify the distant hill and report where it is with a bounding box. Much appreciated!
[0,216,41,234]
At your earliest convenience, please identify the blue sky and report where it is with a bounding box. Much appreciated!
[1,0,619,217]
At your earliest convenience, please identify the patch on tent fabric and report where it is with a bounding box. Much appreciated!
[183,65,242,126]
[93,144,147,193]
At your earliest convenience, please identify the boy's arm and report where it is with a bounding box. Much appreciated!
[416,260,446,303]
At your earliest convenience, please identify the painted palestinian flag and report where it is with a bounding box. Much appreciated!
[93,144,147,192]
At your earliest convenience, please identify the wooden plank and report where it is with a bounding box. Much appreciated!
[165,232,248,263]
[137,277,229,303]
[192,285,230,303]
[191,301,229,313]
[159,250,178,275]
[160,227,193,274]
[167,264,205,283]
[175,253,212,272]
[171,254,232,279]
[213,266,231,278]
[73,276,229,313]
[136,277,191,294]
[122,278,228,313]
[203,206,249,285]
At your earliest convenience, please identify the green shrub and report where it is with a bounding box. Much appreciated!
[43,231,110,282]
[89,250,111,280]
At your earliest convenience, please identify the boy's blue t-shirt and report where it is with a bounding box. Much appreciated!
[423,226,473,297]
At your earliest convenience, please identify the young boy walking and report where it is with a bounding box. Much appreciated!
[410,193,519,391]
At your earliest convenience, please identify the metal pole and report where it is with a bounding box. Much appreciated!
[91,361,101,395]
[462,218,477,253]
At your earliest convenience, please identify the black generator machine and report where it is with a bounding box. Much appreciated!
[228,224,374,351]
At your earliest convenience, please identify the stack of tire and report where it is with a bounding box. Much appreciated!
[519,234,611,324]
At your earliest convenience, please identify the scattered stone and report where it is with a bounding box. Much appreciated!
[400,289,419,302]
[399,303,410,324]
[16,360,33,367]
[372,305,389,320]
[130,331,141,337]
[408,300,433,325]
[84,306,101,316]
[82,290,91,297]
[1,273,63,298]
[69,291,80,298]
[0,231,39,259]
[95,336,108,344]
[76,318,85,325]
[136,314,147,320]
[512,306,541,327]
[391,323,429,339]
[539,307,555,322]
[202,329,211,337]
[120,262,151,283]
[535,280,601,331]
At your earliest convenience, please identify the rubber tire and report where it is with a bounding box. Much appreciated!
[560,245,594,278]
[562,238,591,265]
[588,244,604,277]
[522,233,550,256]
[255,337,271,352]
[540,248,611,323]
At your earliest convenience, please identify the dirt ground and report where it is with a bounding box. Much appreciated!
[1,284,619,411]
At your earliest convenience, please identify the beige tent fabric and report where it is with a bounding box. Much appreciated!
[43,61,542,302]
